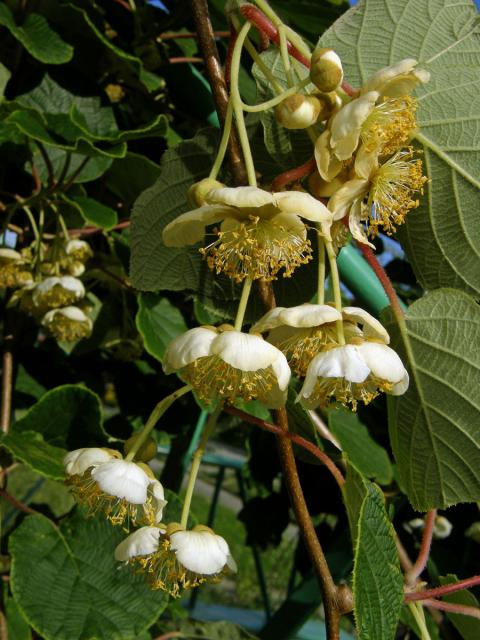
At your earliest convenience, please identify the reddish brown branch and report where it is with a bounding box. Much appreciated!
[168,57,203,64]
[420,599,480,619]
[406,509,437,585]
[271,157,316,191]
[159,31,230,40]
[1,335,13,433]
[357,242,405,319]
[225,405,345,488]
[0,488,37,514]
[406,575,480,602]
[69,219,130,237]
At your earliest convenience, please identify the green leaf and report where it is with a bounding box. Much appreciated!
[0,62,11,98]
[136,293,188,362]
[439,575,480,639]
[105,153,161,208]
[253,50,313,170]
[342,462,368,546]
[65,195,118,230]
[318,0,480,296]
[385,289,480,510]
[274,0,349,42]
[329,408,392,484]
[9,512,168,640]
[353,483,404,640]
[5,596,31,640]
[0,5,73,64]
[13,384,108,449]
[0,430,65,480]
[33,147,112,184]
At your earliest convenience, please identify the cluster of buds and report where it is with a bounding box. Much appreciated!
[63,440,235,597]
[2,239,94,342]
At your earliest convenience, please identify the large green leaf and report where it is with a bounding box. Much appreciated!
[136,293,188,362]
[104,153,161,209]
[353,483,404,640]
[65,195,118,230]
[342,461,368,546]
[9,511,167,640]
[0,5,73,64]
[13,384,108,450]
[329,409,392,484]
[318,0,480,295]
[386,289,480,510]
[0,430,65,480]
[5,595,31,640]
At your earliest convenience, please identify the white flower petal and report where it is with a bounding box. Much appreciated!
[354,144,379,180]
[163,327,217,373]
[250,307,287,334]
[170,530,230,575]
[207,186,275,209]
[361,59,418,94]
[280,304,342,328]
[162,205,233,247]
[328,179,369,220]
[114,526,161,561]
[314,130,344,182]
[211,331,282,372]
[342,307,390,343]
[330,92,379,160]
[0,248,21,263]
[63,447,114,476]
[274,191,333,223]
[391,370,409,396]
[92,460,150,504]
[347,200,375,248]
[356,341,408,385]
[149,479,168,523]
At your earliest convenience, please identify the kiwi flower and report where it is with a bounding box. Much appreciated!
[115,524,236,597]
[162,184,333,282]
[42,306,93,342]
[33,276,85,309]
[163,325,291,409]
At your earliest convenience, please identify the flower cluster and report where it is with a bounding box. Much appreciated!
[3,239,93,342]
[63,446,235,597]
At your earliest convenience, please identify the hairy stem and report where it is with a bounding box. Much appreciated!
[406,575,480,602]
[420,599,480,619]
[270,157,316,191]
[1,334,13,433]
[406,509,437,585]
[357,242,405,320]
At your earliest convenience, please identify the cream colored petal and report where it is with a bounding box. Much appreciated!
[149,479,168,523]
[162,205,233,247]
[356,341,408,386]
[274,191,333,223]
[279,303,342,328]
[360,59,418,94]
[348,200,375,248]
[207,186,275,209]
[163,327,217,373]
[328,179,369,220]
[270,351,291,391]
[211,331,281,372]
[114,526,161,561]
[391,370,409,395]
[270,212,307,238]
[330,92,379,160]
[170,530,229,575]
[250,307,287,333]
[354,145,379,180]
[314,130,343,182]
[63,447,114,476]
[0,248,21,264]
[342,306,390,343]
[92,460,150,504]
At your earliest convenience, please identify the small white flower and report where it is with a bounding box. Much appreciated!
[298,341,408,409]
[0,248,22,264]
[329,91,379,161]
[33,276,85,308]
[42,306,93,342]
[433,516,453,540]
[92,459,152,504]
[164,326,291,408]
[162,185,332,282]
[63,447,117,476]
[114,526,162,562]
[65,239,93,261]
[170,527,236,576]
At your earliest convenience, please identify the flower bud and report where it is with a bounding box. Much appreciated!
[188,178,224,207]
[65,240,93,263]
[274,94,321,129]
[314,92,341,121]
[310,48,343,93]
[124,434,158,463]
[0,249,33,289]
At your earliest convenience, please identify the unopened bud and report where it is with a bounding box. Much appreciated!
[310,48,343,93]
[315,92,342,121]
[274,94,321,129]
[188,178,224,207]
[124,435,158,463]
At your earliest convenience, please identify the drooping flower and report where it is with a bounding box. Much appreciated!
[41,306,93,342]
[65,452,167,528]
[298,340,409,410]
[162,185,333,282]
[328,148,428,241]
[0,248,33,288]
[115,523,235,597]
[163,325,291,408]
[252,304,389,377]
[33,276,85,309]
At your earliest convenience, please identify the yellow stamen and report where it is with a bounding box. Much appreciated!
[307,375,394,410]
[181,354,277,405]
[200,216,312,282]
[368,148,428,236]
[361,96,417,156]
